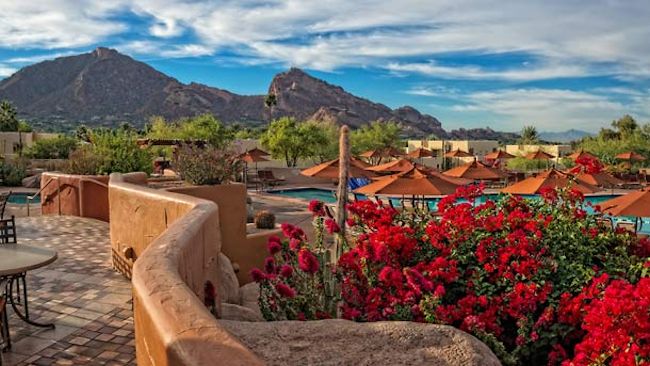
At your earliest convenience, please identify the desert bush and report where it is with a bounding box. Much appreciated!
[24,135,78,159]
[0,158,28,186]
[64,145,104,175]
[173,144,240,185]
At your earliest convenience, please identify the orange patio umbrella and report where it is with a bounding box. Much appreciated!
[366,158,416,174]
[601,189,650,233]
[301,157,374,179]
[615,151,646,161]
[568,149,598,161]
[359,149,383,159]
[354,168,460,196]
[601,189,650,217]
[407,147,434,159]
[501,169,600,195]
[426,169,474,186]
[485,150,515,160]
[443,160,508,181]
[574,172,623,188]
[444,149,474,158]
[525,150,555,160]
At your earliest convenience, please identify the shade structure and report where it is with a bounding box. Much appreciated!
[245,147,270,157]
[615,151,646,161]
[574,172,623,188]
[238,151,269,163]
[427,169,474,186]
[407,147,434,159]
[443,160,508,181]
[444,149,474,158]
[354,168,460,196]
[366,158,416,173]
[568,149,598,161]
[301,157,374,179]
[359,149,383,159]
[601,189,650,217]
[484,150,515,160]
[501,169,600,195]
[525,150,555,160]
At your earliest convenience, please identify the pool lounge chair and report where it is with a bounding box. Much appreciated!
[258,170,286,187]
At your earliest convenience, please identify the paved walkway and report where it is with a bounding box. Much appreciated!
[2,216,134,366]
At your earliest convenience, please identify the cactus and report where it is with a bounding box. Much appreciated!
[255,210,276,229]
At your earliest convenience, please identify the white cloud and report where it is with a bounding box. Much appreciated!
[0,65,17,78]
[2,0,650,81]
[387,61,589,81]
[115,41,214,58]
[0,1,128,48]
[447,88,650,131]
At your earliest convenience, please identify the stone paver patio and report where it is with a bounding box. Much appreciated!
[2,216,134,366]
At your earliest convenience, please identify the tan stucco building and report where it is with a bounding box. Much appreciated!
[0,131,59,157]
[407,139,500,169]
[505,144,572,162]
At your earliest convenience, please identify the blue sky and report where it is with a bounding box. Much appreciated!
[1,0,649,133]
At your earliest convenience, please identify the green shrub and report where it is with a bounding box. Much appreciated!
[0,158,28,186]
[173,144,241,185]
[64,145,104,175]
[89,128,153,174]
[25,135,78,159]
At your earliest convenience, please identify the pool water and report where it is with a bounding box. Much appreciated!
[269,188,650,233]
[7,192,40,204]
[270,188,337,203]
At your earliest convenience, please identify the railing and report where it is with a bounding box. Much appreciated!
[27,176,61,217]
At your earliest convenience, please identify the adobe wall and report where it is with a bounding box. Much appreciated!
[40,172,110,220]
[109,173,263,366]
[167,184,282,285]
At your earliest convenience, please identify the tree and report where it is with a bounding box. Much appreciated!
[75,125,91,143]
[611,114,638,137]
[265,94,278,123]
[519,125,539,144]
[146,114,234,149]
[17,120,32,132]
[305,121,338,162]
[260,117,329,167]
[349,121,402,154]
[0,100,19,131]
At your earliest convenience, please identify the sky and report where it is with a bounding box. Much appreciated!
[1,0,649,133]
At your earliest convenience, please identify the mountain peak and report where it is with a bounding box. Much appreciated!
[92,47,119,59]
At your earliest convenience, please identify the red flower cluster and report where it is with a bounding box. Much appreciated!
[571,156,604,175]
[558,275,650,365]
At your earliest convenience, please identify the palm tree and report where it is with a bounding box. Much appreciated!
[264,93,277,123]
[520,125,539,144]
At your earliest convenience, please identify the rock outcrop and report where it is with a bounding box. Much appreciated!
[220,319,501,366]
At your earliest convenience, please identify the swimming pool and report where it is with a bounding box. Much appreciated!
[269,188,619,208]
[6,192,40,204]
[270,188,650,234]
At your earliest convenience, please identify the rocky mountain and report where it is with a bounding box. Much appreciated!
[0,47,516,140]
[538,129,592,143]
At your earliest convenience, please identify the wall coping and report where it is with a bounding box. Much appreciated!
[109,173,263,366]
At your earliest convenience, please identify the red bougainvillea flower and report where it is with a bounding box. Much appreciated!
[281,223,306,240]
[275,283,296,298]
[325,218,341,234]
[308,200,325,216]
[298,248,320,274]
[264,256,276,274]
[250,268,266,282]
[267,237,282,255]
[279,264,294,278]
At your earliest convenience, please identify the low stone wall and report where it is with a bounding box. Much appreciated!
[109,173,263,366]
[167,184,282,285]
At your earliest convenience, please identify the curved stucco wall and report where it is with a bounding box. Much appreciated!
[109,173,263,366]
[41,172,110,221]
[167,184,283,285]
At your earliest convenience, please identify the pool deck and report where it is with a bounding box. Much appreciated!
[1,216,134,366]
